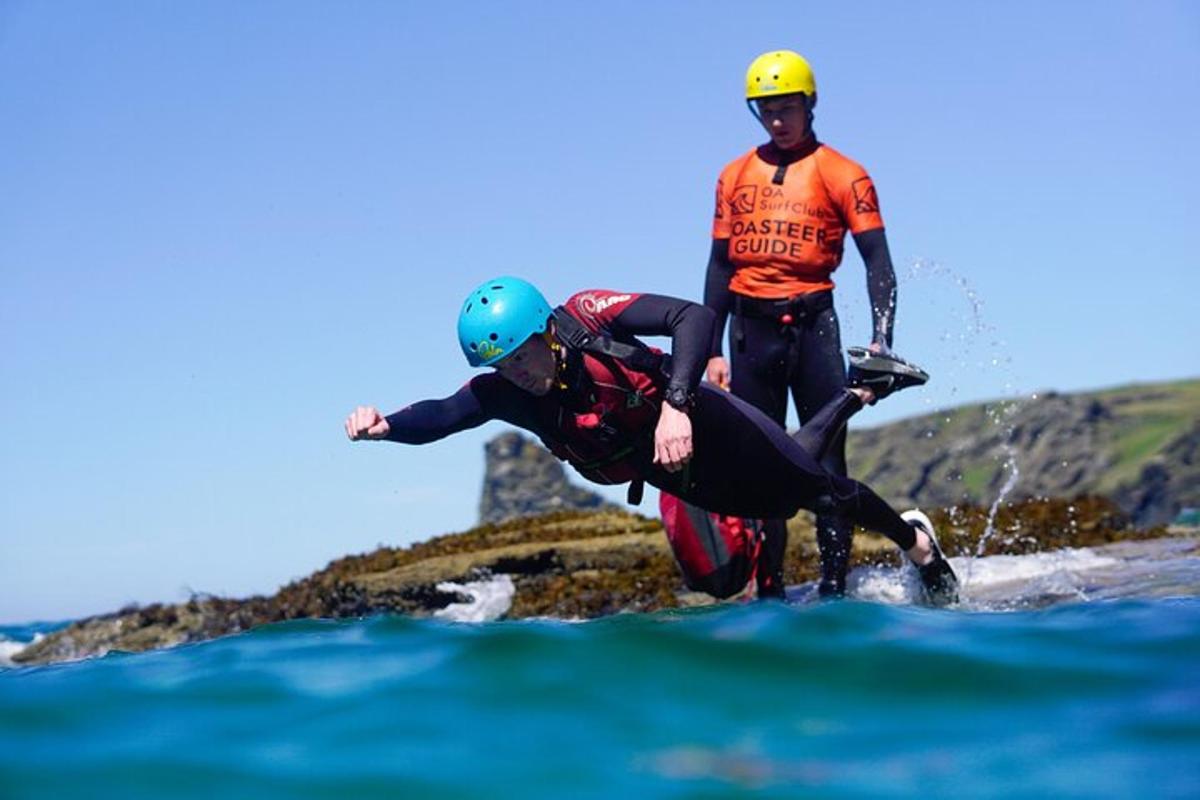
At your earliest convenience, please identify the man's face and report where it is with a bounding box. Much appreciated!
[494,334,557,395]
[755,94,811,150]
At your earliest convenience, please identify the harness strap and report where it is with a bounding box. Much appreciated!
[569,442,640,472]
[551,307,672,506]
[552,308,665,374]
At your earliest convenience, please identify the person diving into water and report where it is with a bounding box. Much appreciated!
[344,277,956,606]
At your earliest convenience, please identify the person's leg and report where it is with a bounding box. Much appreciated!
[645,385,958,604]
[659,386,912,550]
[791,389,863,462]
[728,313,790,424]
[790,307,853,597]
[729,314,792,599]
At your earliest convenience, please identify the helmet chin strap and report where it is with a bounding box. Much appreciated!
[545,326,571,391]
[746,98,763,124]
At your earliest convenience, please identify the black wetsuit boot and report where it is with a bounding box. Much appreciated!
[796,391,862,598]
[756,518,789,599]
[816,518,853,597]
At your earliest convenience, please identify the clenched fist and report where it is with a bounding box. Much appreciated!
[345,406,391,441]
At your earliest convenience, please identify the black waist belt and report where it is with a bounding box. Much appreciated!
[734,290,833,323]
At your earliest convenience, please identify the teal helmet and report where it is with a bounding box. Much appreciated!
[457,276,552,367]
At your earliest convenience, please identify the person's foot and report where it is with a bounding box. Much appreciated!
[847,386,877,405]
[900,510,959,607]
[817,578,846,599]
[756,577,787,601]
[847,347,929,403]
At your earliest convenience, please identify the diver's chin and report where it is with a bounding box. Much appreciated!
[525,379,553,396]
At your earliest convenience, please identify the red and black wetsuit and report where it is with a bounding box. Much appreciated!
[383,291,919,555]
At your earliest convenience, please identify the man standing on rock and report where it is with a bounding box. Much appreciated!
[703,50,911,599]
[345,276,954,606]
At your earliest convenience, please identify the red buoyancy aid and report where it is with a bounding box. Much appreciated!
[541,297,768,599]
[543,346,665,485]
[659,492,765,599]
[523,296,667,485]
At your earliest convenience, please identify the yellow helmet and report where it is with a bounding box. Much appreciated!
[745,50,816,100]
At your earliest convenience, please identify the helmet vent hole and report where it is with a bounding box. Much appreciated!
[469,343,477,351]
[465,303,473,314]
[480,297,489,305]
[492,285,503,290]
[489,333,498,341]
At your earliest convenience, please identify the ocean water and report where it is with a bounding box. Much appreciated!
[3,542,1199,799]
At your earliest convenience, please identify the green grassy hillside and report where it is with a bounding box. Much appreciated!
[847,378,1200,525]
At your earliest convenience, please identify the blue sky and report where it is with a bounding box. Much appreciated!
[2,1,1198,623]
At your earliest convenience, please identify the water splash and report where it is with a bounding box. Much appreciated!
[963,445,1022,587]
[902,258,1019,405]
[898,259,1033,581]
[433,574,515,623]
[905,258,988,336]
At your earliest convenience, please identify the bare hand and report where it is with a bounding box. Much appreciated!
[653,404,693,473]
[705,356,730,391]
[345,406,391,441]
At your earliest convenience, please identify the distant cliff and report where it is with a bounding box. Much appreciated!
[479,431,617,523]
[847,378,1200,526]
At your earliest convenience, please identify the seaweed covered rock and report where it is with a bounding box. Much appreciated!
[11,499,1173,667]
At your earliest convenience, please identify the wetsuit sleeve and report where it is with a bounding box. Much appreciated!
[853,228,897,348]
[702,238,735,357]
[383,376,498,444]
[607,294,715,398]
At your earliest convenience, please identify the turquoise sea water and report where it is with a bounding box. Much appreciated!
[2,596,1199,799]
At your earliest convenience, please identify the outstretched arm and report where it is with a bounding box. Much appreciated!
[852,228,897,350]
[345,379,495,445]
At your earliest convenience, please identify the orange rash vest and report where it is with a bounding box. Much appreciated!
[711,143,884,298]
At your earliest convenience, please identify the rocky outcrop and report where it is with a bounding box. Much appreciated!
[478,431,617,523]
[12,511,674,666]
[12,498,1167,667]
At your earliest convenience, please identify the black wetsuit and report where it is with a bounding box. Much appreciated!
[383,293,918,555]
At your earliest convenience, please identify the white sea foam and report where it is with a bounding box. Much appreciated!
[0,633,40,668]
[846,547,1122,609]
[0,641,23,668]
[433,575,515,623]
[957,548,1118,587]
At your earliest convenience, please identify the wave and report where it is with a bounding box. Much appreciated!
[1,597,1198,798]
[433,574,515,622]
[0,638,25,669]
